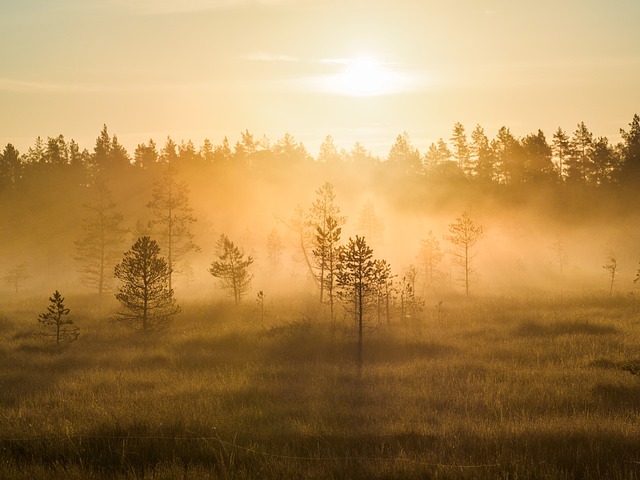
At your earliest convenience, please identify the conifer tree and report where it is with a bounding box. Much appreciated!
[209,234,254,304]
[444,212,483,296]
[147,165,199,291]
[309,182,345,303]
[114,236,179,332]
[336,236,377,366]
[75,180,127,304]
[313,216,342,319]
[38,290,79,346]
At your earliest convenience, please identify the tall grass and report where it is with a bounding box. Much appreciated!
[1,294,640,479]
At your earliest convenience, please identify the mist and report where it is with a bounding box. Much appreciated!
[2,120,640,303]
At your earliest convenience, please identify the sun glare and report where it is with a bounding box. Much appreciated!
[340,57,390,96]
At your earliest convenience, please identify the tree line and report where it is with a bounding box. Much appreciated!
[1,115,639,192]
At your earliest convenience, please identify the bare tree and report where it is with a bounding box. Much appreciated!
[38,290,79,347]
[114,236,179,332]
[444,212,483,296]
[209,234,254,304]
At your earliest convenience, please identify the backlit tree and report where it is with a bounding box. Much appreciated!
[147,165,199,291]
[75,180,127,304]
[336,236,377,367]
[114,236,179,332]
[444,212,483,296]
[38,290,79,347]
[209,234,254,304]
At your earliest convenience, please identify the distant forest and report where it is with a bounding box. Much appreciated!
[1,114,640,297]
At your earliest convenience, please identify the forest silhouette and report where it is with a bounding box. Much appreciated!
[1,114,640,300]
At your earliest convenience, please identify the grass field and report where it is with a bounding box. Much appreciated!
[2,293,640,479]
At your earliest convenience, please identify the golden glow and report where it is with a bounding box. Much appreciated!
[339,57,391,96]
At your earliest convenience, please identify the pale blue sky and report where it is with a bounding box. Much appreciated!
[1,0,639,155]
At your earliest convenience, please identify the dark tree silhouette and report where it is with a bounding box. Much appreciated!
[209,234,254,304]
[114,236,179,332]
[444,212,483,296]
[89,125,131,178]
[38,290,79,346]
[552,127,571,181]
[620,114,640,183]
[567,122,594,184]
[336,236,377,368]
[521,130,557,183]
[133,139,159,169]
[470,125,495,183]
[0,143,22,190]
[450,122,471,176]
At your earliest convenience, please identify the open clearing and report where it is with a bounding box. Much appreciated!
[2,294,640,479]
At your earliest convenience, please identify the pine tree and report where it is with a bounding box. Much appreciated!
[470,125,495,183]
[309,182,345,303]
[147,165,199,291]
[450,122,471,176]
[444,212,483,296]
[209,234,254,304]
[336,236,377,367]
[567,122,594,183]
[38,290,79,346]
[619,114,640,183]
[313,216,342,319]
[114,236,179,332]
[75,180,127,305]
[552,127,572,181]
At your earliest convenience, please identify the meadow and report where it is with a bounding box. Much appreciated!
[2,293,640,479]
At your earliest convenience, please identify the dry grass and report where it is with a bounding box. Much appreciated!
[2,293,640,479]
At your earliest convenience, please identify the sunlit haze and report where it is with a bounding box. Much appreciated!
[5,2,640,477]
[1,0,639,153]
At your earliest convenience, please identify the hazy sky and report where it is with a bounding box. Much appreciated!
[1,0,639,156]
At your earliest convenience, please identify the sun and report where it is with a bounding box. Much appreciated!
[340,57,390,96]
